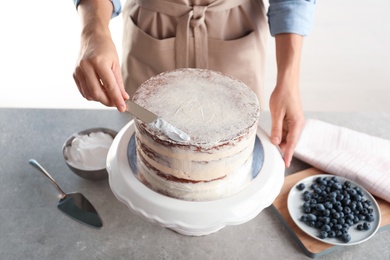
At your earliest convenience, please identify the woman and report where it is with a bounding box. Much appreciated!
[72,0,316,167]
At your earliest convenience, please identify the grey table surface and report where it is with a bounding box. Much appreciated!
[1,108,390,260]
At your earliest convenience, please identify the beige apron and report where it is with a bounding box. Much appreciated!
[121,0,268,105]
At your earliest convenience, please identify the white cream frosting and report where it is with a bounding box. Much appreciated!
[135,126,257,181]
[148,118,190,143]
[64,132,113,170]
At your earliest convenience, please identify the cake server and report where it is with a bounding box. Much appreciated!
[28,159,103,228]
[125,99,191,142]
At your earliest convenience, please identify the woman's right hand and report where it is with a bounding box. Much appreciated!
[73,0,129,112]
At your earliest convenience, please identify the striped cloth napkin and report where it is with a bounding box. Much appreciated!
[294,119,390,203]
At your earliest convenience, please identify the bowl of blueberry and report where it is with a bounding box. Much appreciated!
[287,174,381,246]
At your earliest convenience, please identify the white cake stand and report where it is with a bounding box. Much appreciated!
[106,120,285,236]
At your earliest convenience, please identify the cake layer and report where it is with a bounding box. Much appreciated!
[133,69,260,146]
[135,123,257,181]
[136,152,254,201]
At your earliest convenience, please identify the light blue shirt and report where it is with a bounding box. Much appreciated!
[73,0,122,18]
[268,0,316,36]
[73,0,316,36]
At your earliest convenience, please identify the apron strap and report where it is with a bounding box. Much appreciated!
[135,0,250,68]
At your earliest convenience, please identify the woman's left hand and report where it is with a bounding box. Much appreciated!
[269,82,305,168]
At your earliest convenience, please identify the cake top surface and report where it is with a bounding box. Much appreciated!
[133,69,260,144]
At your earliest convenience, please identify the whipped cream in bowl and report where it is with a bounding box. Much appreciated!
[63,128,117,181]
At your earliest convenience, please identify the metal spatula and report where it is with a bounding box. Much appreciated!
[28,159,103,228]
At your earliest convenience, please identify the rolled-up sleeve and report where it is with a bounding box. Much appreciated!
[73,0,122,18]
[268,0,316,36]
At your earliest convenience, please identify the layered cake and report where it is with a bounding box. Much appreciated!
[132,69,260,201]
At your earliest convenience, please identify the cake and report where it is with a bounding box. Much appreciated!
[132,69,260,201]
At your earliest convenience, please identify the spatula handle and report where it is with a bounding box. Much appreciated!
[28,159,67,199]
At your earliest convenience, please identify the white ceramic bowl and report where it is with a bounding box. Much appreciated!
[63,128,117,181]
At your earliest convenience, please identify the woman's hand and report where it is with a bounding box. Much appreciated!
[271,33,305,167]
[270,83,305,168]
[73,0,129,112]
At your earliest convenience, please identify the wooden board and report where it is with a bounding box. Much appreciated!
[271,168,390,258]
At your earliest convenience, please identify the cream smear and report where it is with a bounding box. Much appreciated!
[149,118,190,143]
[64,132,113,170]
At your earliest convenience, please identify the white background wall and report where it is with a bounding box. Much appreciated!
[1,0,389,111]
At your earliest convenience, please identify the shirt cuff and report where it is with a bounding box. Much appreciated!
[73,0,122,19]
[267,0,316,37]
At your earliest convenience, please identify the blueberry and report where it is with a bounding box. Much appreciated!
[348,188,357,196]
[346,219,354,226]
[342,199,351,207]
[314,188,322,194]
[324,202,333,209]
[328,231,336,238]
[323,209,331,217]
[366,214,375,222]
[344,206,351,214]
[334,224,342,231]
[354,194,362,202]
[319,231,328,239]
[306,214,317,222]
[338,218,345,225]
[333,183,342,190]
[296,183,306,191]
[322,216,330,224]
[357,224,364,231]
[336,194,344,201]
[341,233,351,242]
[363,222,371,230]
[322,224,331,232]
[300,215,307,222]
[316,204,325,212]
[315,221,323,228]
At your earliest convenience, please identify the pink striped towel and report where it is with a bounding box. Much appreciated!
[294,119,390,203]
